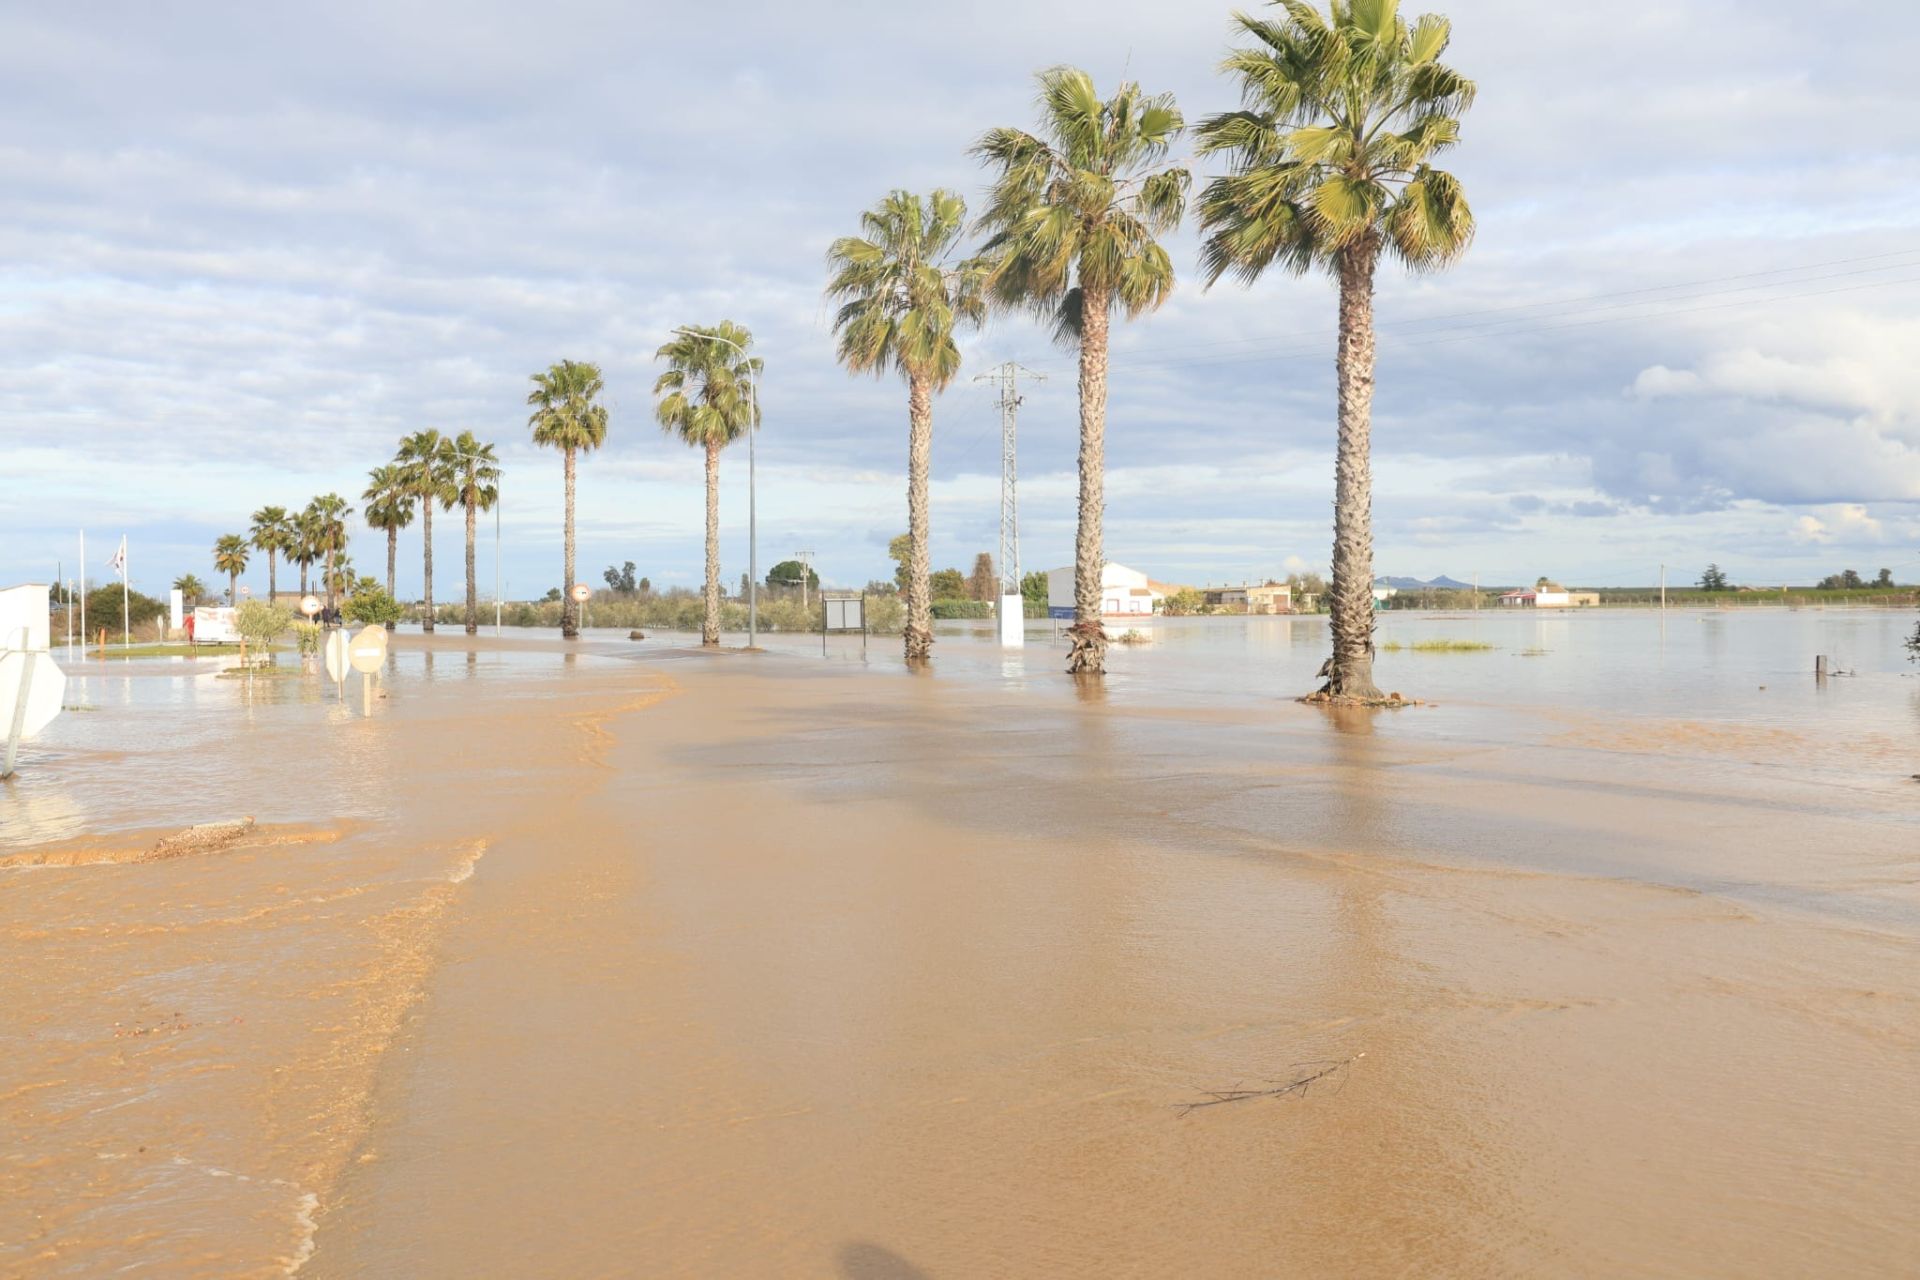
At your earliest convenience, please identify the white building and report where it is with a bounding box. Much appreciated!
[1045,563,1163,619]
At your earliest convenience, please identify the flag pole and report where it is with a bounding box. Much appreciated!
[121,537,131,647]
[79,530,87,651]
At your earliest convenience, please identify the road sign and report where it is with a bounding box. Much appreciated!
[570,583,591,603]
[348,626,387,674]
[325,630,350,683]
[301,595,322,618]
[1,650,66,778]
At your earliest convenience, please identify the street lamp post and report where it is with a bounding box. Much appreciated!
[669,326,759,648]
[444,450,502,637]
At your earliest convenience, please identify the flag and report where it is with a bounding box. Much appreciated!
[108,537,127,579]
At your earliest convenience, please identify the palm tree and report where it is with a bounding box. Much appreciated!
[973,67,1189,675]
[172,573,207,605]
[248,506,292,605]
[444,431,500,634]
[324,555,357,601]
[361,463,415,608]
[212,535,249,605]
[526,361,610,639]
[291,509,322,600]
[652,326,759,646]
[396,431,456,632]
[826,190,985,663]
[306,494,354,612]
[1197,0,1474,701]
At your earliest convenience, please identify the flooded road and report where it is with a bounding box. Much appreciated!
[4,611,1918,1276]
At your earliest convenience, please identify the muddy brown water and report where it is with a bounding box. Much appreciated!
[3,615,1917,1277]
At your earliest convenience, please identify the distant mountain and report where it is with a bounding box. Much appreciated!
[1375,575,1474,591]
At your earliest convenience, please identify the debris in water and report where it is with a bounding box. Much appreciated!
[1175,1055,1361,1116]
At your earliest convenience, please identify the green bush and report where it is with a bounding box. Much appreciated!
[290,621,322,655]
[930,599,993,620]
[235,600,293,645]
[345,588,406,627]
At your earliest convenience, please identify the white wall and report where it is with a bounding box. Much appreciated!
[0,584,52,651]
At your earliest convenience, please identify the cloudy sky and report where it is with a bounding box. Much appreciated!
[4,0,1918,600]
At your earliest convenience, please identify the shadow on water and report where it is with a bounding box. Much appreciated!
[837,1242,931,1280]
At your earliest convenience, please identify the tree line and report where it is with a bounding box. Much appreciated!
[179,1,1470,700]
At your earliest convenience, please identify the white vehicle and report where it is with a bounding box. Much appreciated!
[192,606,240,643]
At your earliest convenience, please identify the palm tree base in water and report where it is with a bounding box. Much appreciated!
[903,625,933,663]
[1064,620,1108,675]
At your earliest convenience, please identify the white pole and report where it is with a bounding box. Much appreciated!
[494,485,502,636]
[79,530,86,647]
[122,537,131,647]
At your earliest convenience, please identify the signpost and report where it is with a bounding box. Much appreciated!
[571,582,591,631]
[820,590,867,658]
[301,595,322,620]
[324,628,350,701]
[348,625,387,714]
[1,584,66,778]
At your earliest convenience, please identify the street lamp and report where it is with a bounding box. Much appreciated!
[669,326,759,648]
[444,449,503,636]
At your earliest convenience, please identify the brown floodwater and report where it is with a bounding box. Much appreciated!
[3,617,1917,1277]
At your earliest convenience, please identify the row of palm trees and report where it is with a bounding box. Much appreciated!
[193,1,1470,699]
[826,0,1474,695]
[361,430,501,634]
[204,497,354,609]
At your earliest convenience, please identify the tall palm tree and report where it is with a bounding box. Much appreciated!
[1197,0,1474,701]
[306,494,354,612]
[212,535,249,605]
[826,190,985,663]
[248,506,292,605]
[396,431,456,632]
[361,463,415,607]
[653,326,759,646]
[973,67,1189,675]
[444,431,500,634]
[526,361,610,639]
[291,509,321,599]
[172,573,207,605]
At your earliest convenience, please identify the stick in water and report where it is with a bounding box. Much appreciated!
[1174,1054,1363,1117]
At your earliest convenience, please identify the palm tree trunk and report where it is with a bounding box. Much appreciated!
[299,561,308,598]
[1323,236,1386,701]
[562,448,578,639]
[702,439,721,646]
[267,551,277,607]
[325,546,336,612]
[464,492,478,634]
[1067,284,1112,675]
[904,372,934,662]
[421,501,436,634]
[385,527,398,631]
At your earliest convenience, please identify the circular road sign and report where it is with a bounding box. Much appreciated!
[300,595,322,617]
[348,626,388,675]
[570,583,591,603]
[324,629,350,683]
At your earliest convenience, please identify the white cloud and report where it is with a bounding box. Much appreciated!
[5,0,1920,593]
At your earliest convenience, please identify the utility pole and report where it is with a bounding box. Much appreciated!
[1660,563,1666,611]
[793,549,815,611]
[975,362,1044,646]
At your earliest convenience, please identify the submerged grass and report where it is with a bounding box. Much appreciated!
[1379,638,1495,653]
